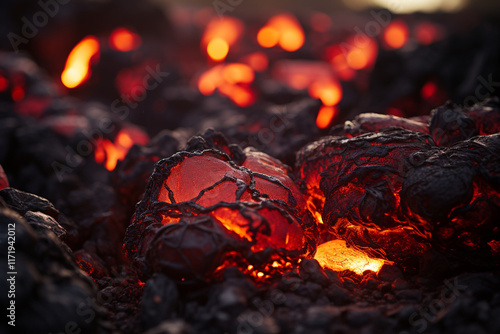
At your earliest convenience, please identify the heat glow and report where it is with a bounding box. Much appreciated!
[61,36,100,88]
[257,14,305,52]
[202,17,243,61]
[109,27,142,52]
[314,240,387,275]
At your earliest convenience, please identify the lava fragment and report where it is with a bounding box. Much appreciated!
[125,141,315,281]
[297,128,500,269]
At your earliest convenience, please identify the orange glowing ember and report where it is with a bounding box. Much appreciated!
[197,63,255,107]
[202,17,243,61]
[383,20,409,49]
[207,38,229,61]
[109,27,142,52]
[61,36,100,88]
[257,14,305,52]
[308,79,342,106]
[94,128,149,171]
[344,36,378,70]
[316,105,337,129]
[257,26,280,48]
[314,240,387,275]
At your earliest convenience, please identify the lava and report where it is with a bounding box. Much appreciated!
[314,240,387,275]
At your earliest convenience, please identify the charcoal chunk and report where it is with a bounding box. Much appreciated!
[0,187,59,219]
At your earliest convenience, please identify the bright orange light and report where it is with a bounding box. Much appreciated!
[197,63,255,107]
[109,27,142,52]
[326,46,356,81]
[218,83,255,107]
[207,38,229,61]
[61,36,100,88]
[384,20,409,49]
[222,63,254,84]
[257,14,305,52]
[344,37,378,70]
[314,240,387,275]
[94,128,149,171]
[415,22,442,45]
[198,65,224,95]
[202,17,243,61]
[257,27,280,48]
[241,52,269,72]
[316,105,337,129]
[308,79,342,106]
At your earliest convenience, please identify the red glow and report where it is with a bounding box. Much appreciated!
[421,81,437,99]
[241,52,269,72]
[94,128,149,171]
[257,14,305,52]
[415,22,442,45]
[11,86,24,101]
[0,75,8,92]
[384,20,409,49]
[61,36,100,88]
[202,17,243,62]
[325,45,356,81]
[109,27,142,52]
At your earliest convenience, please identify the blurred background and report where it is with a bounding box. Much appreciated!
[1,0,499,172]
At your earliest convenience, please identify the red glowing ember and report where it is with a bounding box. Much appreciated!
[109,27,142,52]
[125,133,315,281]
[95,127,149,171]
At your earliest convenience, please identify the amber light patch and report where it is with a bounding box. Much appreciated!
[314,240,387,275]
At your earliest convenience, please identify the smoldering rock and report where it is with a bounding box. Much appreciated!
[112,129,179,210]
[429,97,500,146]
[330,112,429,137]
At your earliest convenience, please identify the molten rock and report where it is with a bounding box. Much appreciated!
[297,127,500,269]
[125,134,315,281]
